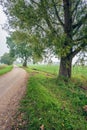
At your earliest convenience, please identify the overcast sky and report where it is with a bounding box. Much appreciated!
[0,5,9,57]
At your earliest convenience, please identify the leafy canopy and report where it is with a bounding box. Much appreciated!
[1,0,87,57]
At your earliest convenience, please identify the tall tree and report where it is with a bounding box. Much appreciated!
[1,0,87,78]
[6,36,32,67]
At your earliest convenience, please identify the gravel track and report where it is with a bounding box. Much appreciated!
[0,66,28,130]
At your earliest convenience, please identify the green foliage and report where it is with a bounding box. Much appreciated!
[12,65,87,129]
[0,53,15,65]
[53,34,72,57]
[0,65,13,75]
[7,32,45,65]
[6,37,16,57]
[6,36,32,66]
[2,0,87,54]
[12,31,29,44]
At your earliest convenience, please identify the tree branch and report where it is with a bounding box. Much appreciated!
[71,43,87,58]
[52,0,64,27]
[72,0,80,14]
[73,24,82,36]
[35,23,47,32]
[72,14,87,30]
[30,0,39,5]
[73,35,87,43]
[40,0,57,35]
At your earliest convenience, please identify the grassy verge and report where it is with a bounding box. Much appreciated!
[12,65,87,130]
[0,65,13,75]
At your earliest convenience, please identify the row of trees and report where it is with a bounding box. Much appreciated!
[0,37,32,66]
[0,36,55,66]
[7,37,32,66]
[1,0,87,79]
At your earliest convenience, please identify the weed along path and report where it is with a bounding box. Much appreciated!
[0,66,28,130]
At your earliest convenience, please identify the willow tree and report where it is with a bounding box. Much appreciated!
[1,0,87,78]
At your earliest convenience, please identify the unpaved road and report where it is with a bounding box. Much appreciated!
[0,66,28,130]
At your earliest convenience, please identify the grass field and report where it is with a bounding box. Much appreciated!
[0,65,13,75]
[29,64,58,75]
[13,65,87,130]
[29,64,87,81]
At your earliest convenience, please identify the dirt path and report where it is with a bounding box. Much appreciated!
[0,66,28,130]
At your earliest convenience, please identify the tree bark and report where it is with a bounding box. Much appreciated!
[58,0,73,79]
[23,58,27,67]
[59,56,72,79]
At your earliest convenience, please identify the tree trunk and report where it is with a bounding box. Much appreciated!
[59,56,72,79]
[58,0,72,79]
[23,58,27,67]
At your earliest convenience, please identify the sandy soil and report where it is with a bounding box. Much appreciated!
[0,66,28,130]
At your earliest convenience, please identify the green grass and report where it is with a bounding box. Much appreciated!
[12,65,87,130]
[29,64,87,80]
[29,64,58,75]
[0,65,13,75]
[72,66,87,79]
